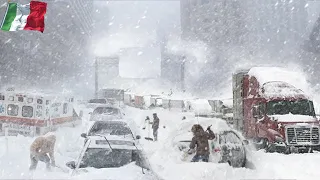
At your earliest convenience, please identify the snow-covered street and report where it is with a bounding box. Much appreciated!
[0,107,320,180]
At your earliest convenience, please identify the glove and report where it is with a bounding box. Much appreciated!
[207,125,212,131]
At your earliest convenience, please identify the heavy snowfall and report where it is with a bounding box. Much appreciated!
[0,0,320,180]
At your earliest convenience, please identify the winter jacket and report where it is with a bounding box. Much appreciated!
[189,129,215,156]
[30,135,56,164]
[152,116,160,130]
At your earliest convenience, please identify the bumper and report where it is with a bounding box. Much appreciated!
[269,142,320,153]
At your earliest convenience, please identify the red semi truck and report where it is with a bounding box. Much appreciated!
[233,67,320,153]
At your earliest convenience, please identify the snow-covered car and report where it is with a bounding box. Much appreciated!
[173,129,248,168]
[81,120,141,142]
[89,105,124,121]
[65,136,160,180]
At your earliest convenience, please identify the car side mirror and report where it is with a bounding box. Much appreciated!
[81,133,87,138]
[243,140,249,145]
[136,135,141,140]
[66,161,76,169]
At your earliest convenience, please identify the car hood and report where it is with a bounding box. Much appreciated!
[72,163,160,180]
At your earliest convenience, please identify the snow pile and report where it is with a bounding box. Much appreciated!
[248,67,310,93]
[262,81,306,98]
[188,99,212,115]
[269,114,316,122]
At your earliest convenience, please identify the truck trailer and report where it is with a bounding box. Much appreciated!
[233,67,320,153]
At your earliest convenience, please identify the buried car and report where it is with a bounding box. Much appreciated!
[66,136,160,180]
[89,105,125,121]
[173,129,249,168]
[81,120,141,144]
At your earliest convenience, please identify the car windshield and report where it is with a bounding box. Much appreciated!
[89,122,132,136]
[266,99,315,116]
[93,107,120,115]
[79,148,133,168]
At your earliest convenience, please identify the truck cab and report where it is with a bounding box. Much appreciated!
[233,67,320,152]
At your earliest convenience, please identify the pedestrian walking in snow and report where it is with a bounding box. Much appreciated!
[29,134,56,171]
[152,113,160,141]
[188,124,215,162]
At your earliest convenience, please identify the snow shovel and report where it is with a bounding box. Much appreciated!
[144,119,153,141]
[52,164,69,173]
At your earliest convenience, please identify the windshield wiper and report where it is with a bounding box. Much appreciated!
[95,134,113,151]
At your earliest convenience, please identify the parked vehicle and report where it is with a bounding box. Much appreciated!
[65,136,160,179]
[89,105,124,121]
[81,120,140,143]
[173,129,248,168]
[0,90,80,136]
[233,67,320,153]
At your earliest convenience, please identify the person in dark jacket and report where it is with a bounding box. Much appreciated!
[188,124,215,162]
[152,113,160,141]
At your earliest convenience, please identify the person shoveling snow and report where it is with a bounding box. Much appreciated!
[188,124,215,162]
[29,134,56,171]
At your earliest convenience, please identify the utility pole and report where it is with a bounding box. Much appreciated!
[95,57,99,98]
[180,56,186,91]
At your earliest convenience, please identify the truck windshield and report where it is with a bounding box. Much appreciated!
[266,99,315,116]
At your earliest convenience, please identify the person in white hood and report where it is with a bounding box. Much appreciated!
[29,134,56,171]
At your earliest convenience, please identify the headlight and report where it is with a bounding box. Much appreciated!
[275,136,284,143]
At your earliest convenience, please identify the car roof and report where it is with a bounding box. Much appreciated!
[92,120,128,125]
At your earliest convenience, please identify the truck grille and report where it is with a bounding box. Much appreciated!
[286,127,320,145]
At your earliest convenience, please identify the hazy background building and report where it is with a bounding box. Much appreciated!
[0,0,93,91]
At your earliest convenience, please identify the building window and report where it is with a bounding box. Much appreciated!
[63,103,68,114]
[7,104,19,116]
[18,97,24,102]
[22,106,33,118]
[37,99,43,104]
[0,95,4,100]
[36,105,43,117]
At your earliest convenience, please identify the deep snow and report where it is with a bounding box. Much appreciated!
[1,106,320,179]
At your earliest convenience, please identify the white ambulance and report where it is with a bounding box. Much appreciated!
[0,90,81,136]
